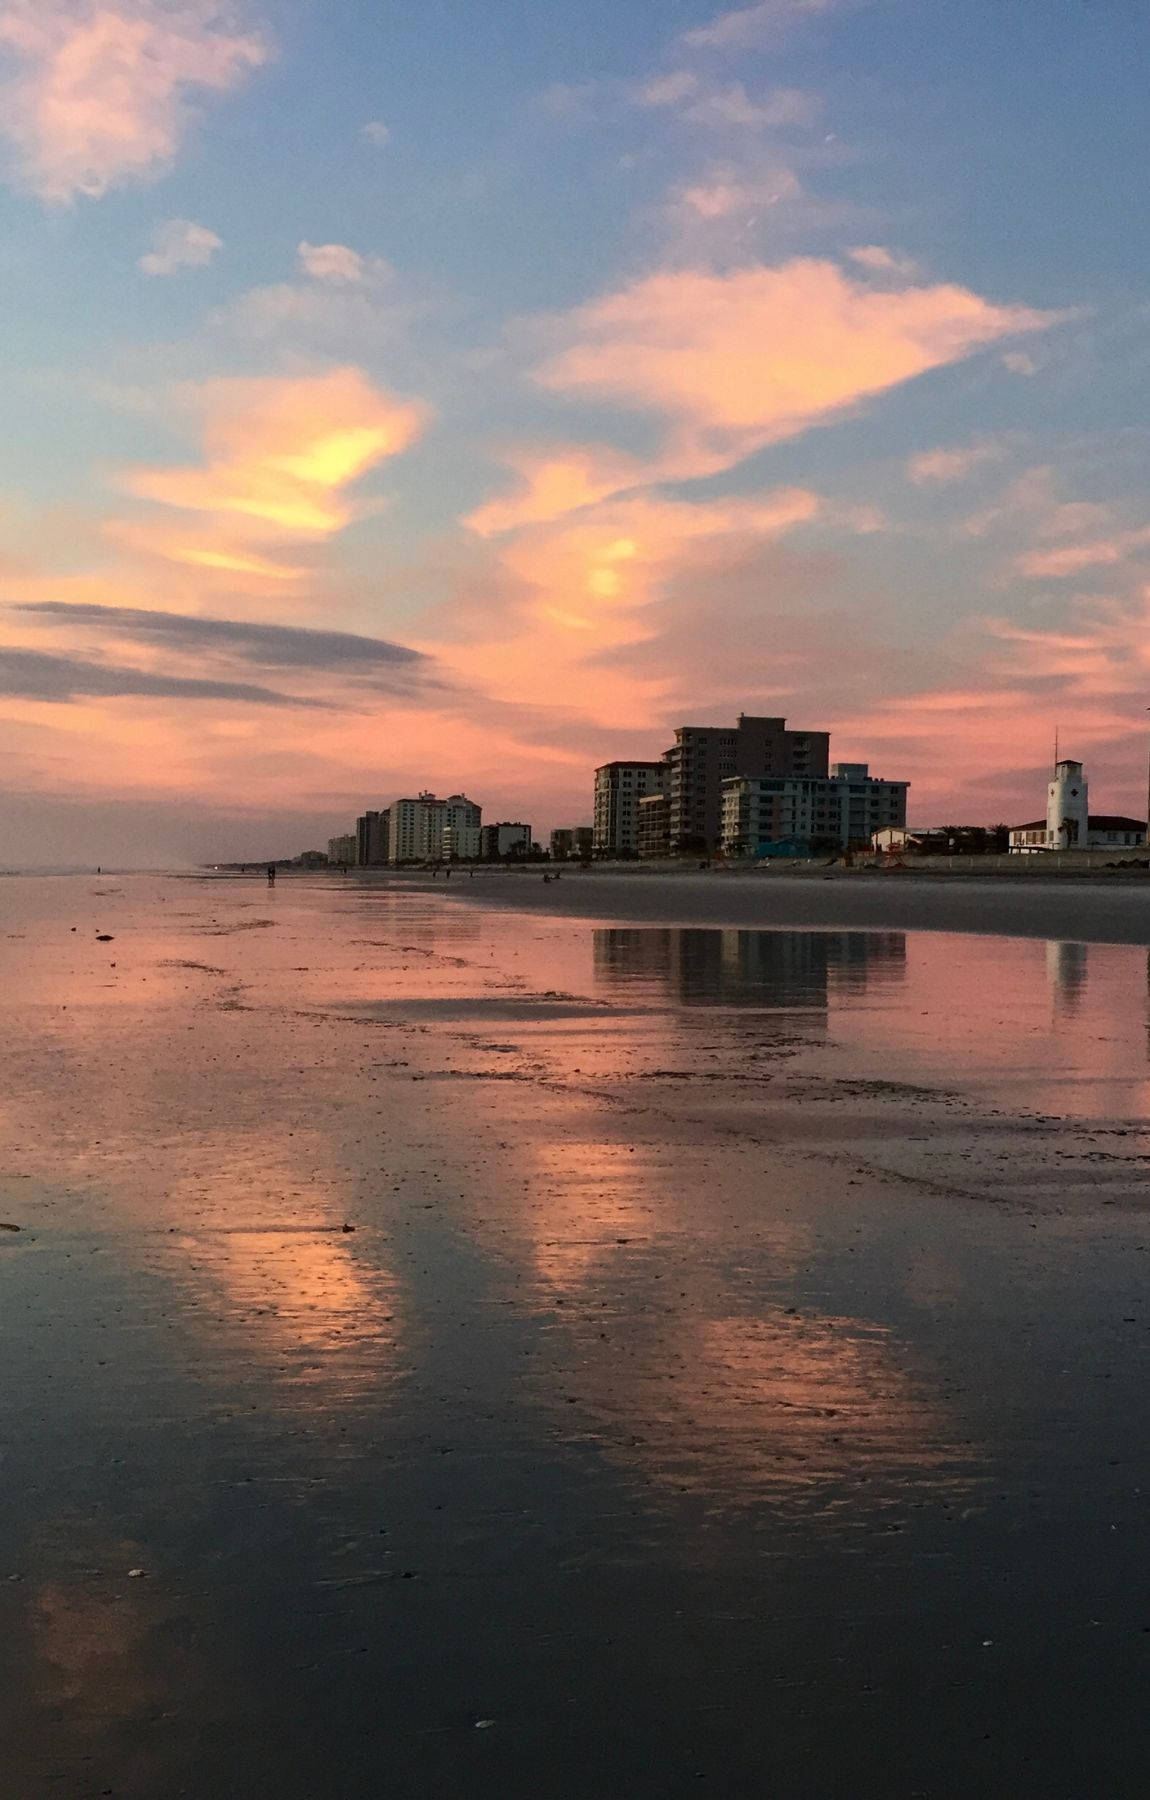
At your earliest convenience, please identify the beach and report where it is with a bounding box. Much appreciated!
[2,869,1149,1797]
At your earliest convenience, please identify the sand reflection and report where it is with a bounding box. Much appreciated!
[161,1142,404,1398]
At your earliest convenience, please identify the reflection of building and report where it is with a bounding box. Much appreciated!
[1046,940,1088,1015]
[722,764,909,857]
[593,927,906,1010]
[593,761,669,857]
[1009,758,1146,853]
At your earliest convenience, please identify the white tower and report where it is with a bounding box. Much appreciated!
[1047,758,1088,849]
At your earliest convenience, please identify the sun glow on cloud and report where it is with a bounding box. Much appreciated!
[120,368,425,568]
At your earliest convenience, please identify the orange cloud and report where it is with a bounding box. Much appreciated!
[535,260,1056,481]
[441,485,821,729]
[120,368,425,566]
[465,444,648,536]
[0,1,267,203]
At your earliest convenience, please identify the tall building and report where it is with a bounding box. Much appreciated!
[552,825,595,860]
[327,832,356,866]
[667,715,830,854]
[356,809,389,866]
[637,791,670,859]
[593,760,670,857]
[389,792,481,862]
[721,763,909,856]
[480,822,533,859]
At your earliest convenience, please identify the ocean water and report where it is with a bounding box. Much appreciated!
[1,872,1148,1797]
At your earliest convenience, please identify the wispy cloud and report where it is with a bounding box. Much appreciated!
[139,216,221,275]
[361,119,390,146]
[847,244,920,279]
[0,646,330,706]
[907,440,1006,485]
[682,0,841,51]
[637,70,820,132]
[0,1,268,204]
[17,601,434,678]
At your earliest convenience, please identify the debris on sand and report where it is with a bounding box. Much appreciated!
[96,934,114,942]
[0,1222,21,1233]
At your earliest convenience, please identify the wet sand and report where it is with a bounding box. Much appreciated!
[433,863,1150,945]
[2,872,1149,1797]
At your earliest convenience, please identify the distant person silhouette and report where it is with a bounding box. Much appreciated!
[267,864,276,885]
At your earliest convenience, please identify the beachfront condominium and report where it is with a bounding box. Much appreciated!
[668,715,831,854]
[389,792,481,863]
[637,790,670,859]
[356,809,389,866]
[593,760,670,857]
[721,763,909,857]
[327,832,357,866]
[480,822,533,859]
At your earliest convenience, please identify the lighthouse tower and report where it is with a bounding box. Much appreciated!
[1046,759,1088,849]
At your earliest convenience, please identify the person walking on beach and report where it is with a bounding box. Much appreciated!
[267,864,276,885]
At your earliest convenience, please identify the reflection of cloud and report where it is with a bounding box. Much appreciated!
[177,1229,402,1379]
[0,0,267,203]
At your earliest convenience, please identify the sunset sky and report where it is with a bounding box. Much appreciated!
[2,0,1149,864]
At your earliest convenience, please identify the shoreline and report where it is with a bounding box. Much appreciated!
[366,865,1150,946]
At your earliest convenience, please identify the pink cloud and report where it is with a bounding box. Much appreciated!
[535,260,1056,481]
[0,1,267,203]
[1016,527,1150,580]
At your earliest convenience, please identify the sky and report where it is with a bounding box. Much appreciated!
[2,0,1150,864]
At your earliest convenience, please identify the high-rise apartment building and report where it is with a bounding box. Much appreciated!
[637,791,670,859]
[667,715,830,853]
[356,809,389,866]
[388,792,481,862]
[327,833,357,866]
[593,760,670,857]
[480,822,533,859]
[721,763,908,856]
